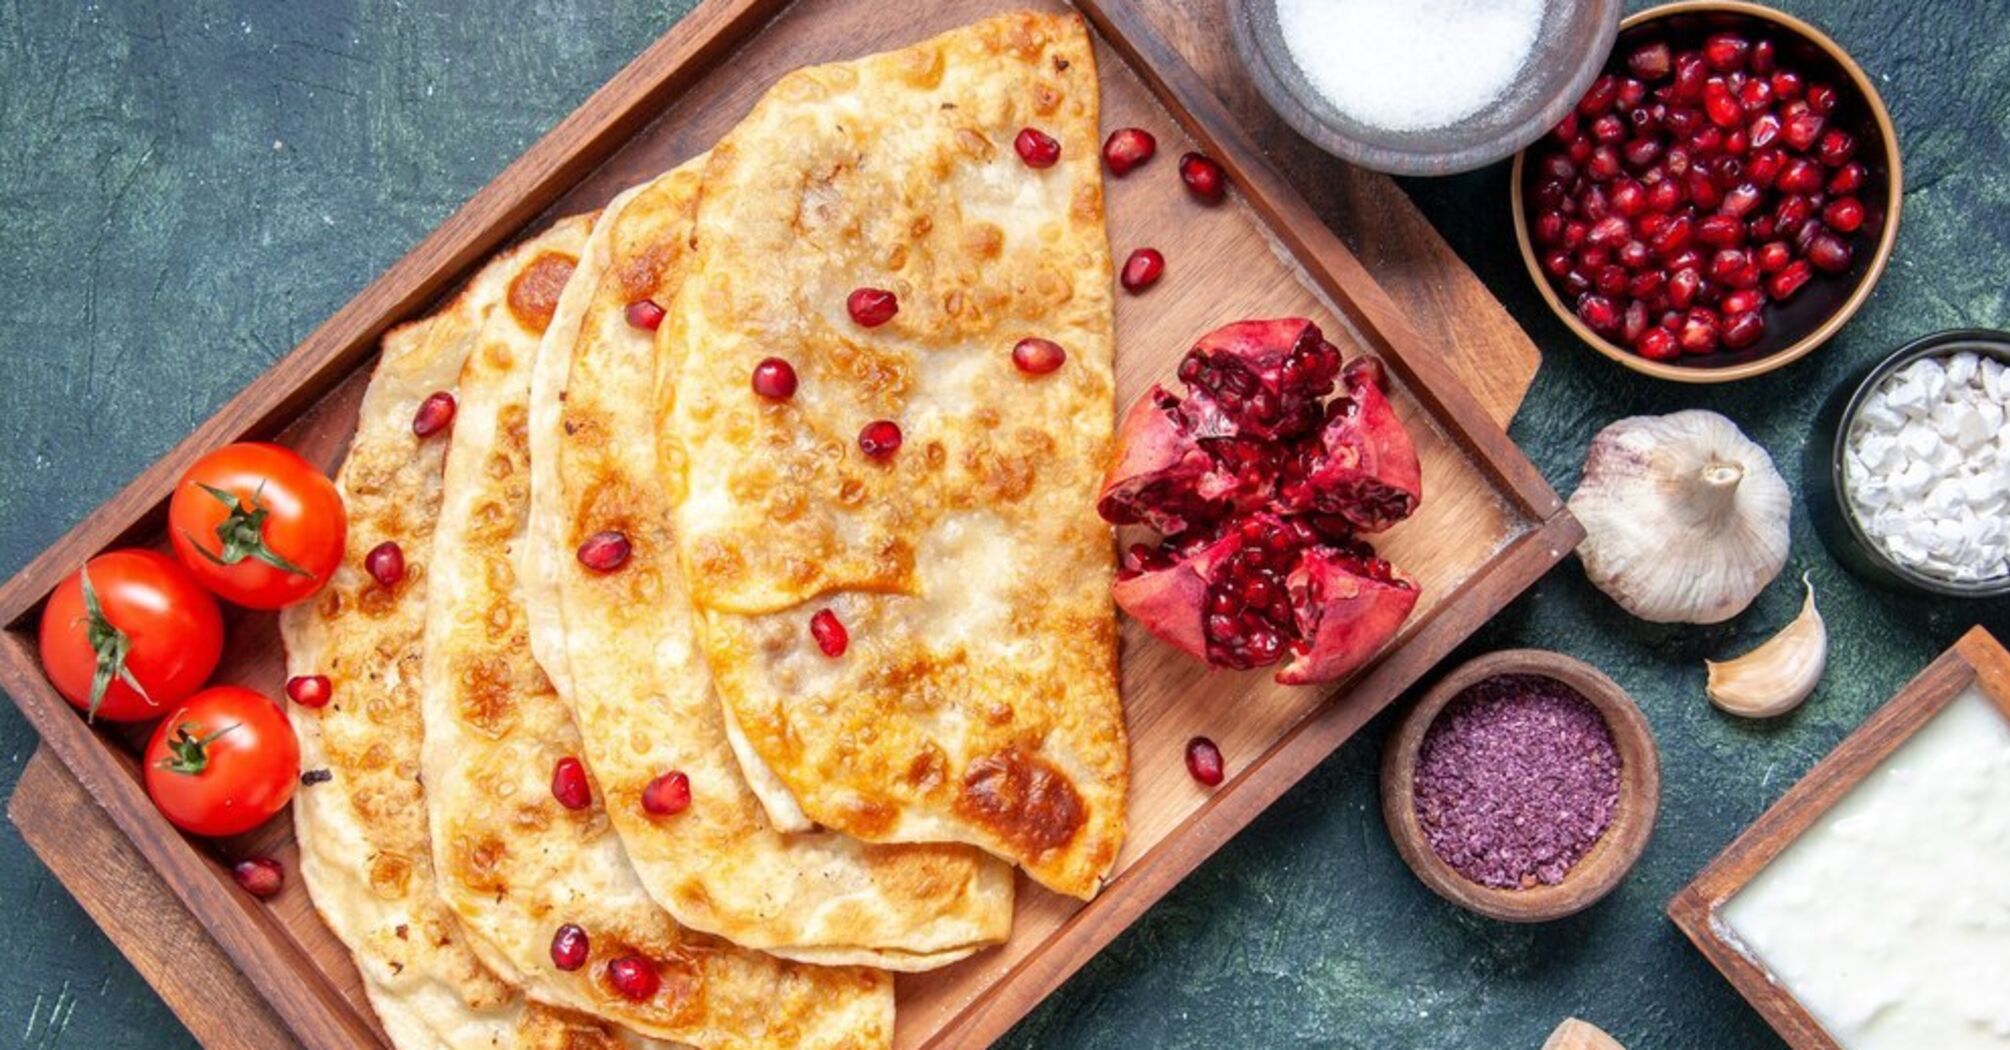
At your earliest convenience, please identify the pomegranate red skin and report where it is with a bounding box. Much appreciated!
[1278,366,1423,532]
[1274,551,1420,685]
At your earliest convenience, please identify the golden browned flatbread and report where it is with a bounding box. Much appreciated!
[418,216,893,1049]
[281,248,664,1050]
[523,166,1013,970]
[663,11,1127,899]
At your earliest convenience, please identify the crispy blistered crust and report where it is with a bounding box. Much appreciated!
[419,215,894,1050]
[524,165,1014,969]
[665,11,1127,899]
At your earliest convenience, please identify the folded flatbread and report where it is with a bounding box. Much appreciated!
[523,165,1013,970]
[663,10,1127,899]
[418,216,893,1050]
[281,254,660,1050]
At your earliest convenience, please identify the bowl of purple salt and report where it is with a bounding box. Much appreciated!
[1381,649,1660,922]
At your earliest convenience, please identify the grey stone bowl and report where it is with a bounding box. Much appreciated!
[1228,0,1622,177]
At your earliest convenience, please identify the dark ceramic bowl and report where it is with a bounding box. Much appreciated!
[1229,0,1622,176]
[1806,329,2010,599]
[1512,1,1903,383]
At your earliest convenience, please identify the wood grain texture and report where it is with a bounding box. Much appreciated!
[1666,627,2010,1050]
[0,1,1567,1048]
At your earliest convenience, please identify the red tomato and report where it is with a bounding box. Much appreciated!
[143,686,299,837]
[169,442,345,609]
[38,549,224,722]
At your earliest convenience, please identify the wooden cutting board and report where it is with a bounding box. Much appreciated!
[3,1,1546,1047]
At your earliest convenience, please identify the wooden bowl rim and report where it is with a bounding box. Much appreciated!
[1380,649,1662,922]
[1509,0,1905,384]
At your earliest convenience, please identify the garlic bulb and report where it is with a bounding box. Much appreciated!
[1568,410,1790,624]
[1542,1018,1626,1050]
[1706,575,1826,717]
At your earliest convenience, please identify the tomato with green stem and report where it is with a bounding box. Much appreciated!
[169,442,345,609]
[143,686,299,837]
[38,549,223,722]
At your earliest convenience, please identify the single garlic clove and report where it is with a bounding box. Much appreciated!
[1542,1018,1627,1050]
[1705,575,1827,718]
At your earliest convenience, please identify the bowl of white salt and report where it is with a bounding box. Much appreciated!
[1230,0,1621,176]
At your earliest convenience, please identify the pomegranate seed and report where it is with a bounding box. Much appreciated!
[233,857,285,899]
[1806,83,1839,115]
[857,420,903,460]
[1588,145,1622,181]
[285,675,332,709]
[1120,247,1166,292]
[1776,157,1824,194]
[1703,33,1751,72]
[641,771,691,817]
[624,299,665,330]
[1767,259,1814,300]
[1721,182,1763,218]
[1697,213,1745,248]
[1669,268,1702,309]
[1101,127,1156,176]
[751,357,798,400]
[1622,300,1650,342]
[1578,74,1620,115]
[550,924,589,971]
[1708,248,1750,284]
[1807,233,1853,273]
[551,756,592,811]
[1617,78,1647,109]
[1576,294,1619,334]
[1756,240,1792,273]
[1738,79,1772,114]
[1748,148,1786,188]
[1770,69,1803,100]
[1552,111,1580,142]
[1343,356,1389,392]
[606,956,661,1001]
[1678,309,1721,354]
[1627,42,1672,81]
[1721,289,1765,315]
[1751,39,1778,75]
[1704,81,1742,128]
[412,392,457,438]
[1780,111,1825,151]
[1178,152,1227,203]
[1823,196,1865,234]
[809,609,849,657]
[1591,113,1625,144]
[1185,736,1225,786]
[1543,249,1572,278]
[1622,137,1662,170]
[575,530,631,572]
[1827,162,1866,196]
[1586,216,1629,247]
[1535,210,1567,244]
[1722,311,1765,349]
[1748,113,1781,150]
[1618,240,1651,271]
[1816,129,1856,167]
[846,287,899,327]
[1636,327,1679,361]
[1011,337,1067,375]
[1013,127,1060,168]
[365,542,404,588]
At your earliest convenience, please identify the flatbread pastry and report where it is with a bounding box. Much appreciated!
[280,254,658,1050]
[523,165,1013,970]
[419,216,893,1049]
[663,11,1127,899]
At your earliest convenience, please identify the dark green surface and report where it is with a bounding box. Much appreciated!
[1,1,2004,1047]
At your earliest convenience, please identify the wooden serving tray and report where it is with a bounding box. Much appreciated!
[0,1,1578,1047]
[1668,626,2010,1050]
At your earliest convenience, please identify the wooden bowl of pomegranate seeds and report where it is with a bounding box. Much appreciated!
[1381,649,1660,923]
[1511,0,1902,383]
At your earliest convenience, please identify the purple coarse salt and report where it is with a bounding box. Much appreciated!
[1413,674,1621,890]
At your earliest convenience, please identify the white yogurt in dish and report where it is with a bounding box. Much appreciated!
[1722,686,2010,1049]
[1844,350,2010,583]
[1275,0,1545,132]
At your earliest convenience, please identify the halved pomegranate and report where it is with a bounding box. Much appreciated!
[1099,318,1422,685]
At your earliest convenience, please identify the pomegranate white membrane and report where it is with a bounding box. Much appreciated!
[1275,0,1545,132]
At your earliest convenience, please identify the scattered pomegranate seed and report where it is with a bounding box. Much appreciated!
[412,392,457,438]
[1102,127,1157,178]
[233,857,285,899]
[751,357,798,400]
[1013,127,1061,168]
[624,299,665,330]
[1178,151,1227,203]
[550,924,589,971]
[810,609,849,657]
[1185,736,1224,786]
[1011,337,1067,375]
[857,420,903,460]
[641,771,691,817]
[365,542,404,588]
[1120,248,1165,292]
[575,530,631,572]
[551,756,592,811]
[285,675,332,709]
[607,956,661,1002]
[846,287,899,327]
